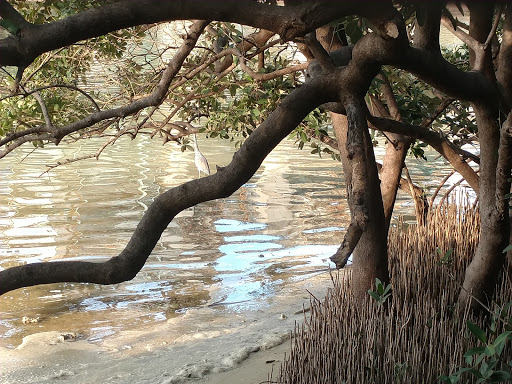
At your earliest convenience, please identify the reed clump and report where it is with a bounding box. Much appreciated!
[277,204,512,383]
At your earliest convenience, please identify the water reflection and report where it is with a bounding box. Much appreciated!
[0,134,464,348]
[0,136,349,347]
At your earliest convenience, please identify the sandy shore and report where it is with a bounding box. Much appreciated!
[198,341,289,384]
[0,332,291,384]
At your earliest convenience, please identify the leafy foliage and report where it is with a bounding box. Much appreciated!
[440,303,512,383]
[0,3,475,169]
[368,278,392,307]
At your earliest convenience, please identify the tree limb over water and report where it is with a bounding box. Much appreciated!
[0,74,335,295]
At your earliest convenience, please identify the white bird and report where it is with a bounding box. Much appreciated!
[193,133,210,177]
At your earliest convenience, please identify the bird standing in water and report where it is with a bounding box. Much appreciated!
[193,133,210,177]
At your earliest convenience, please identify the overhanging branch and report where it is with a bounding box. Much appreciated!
[0,20,209,156]
[0,74,337,295]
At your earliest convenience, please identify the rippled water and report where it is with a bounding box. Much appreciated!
[0,133,475,349]
[0,136,352,348]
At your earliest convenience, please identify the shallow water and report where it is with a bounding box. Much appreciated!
[0,132,476,357]
[0,136,349,348]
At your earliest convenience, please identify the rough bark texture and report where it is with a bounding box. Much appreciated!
[497,5,512,112]
[330,112,388,302]
[459,109,511,310]
[458,4,510,311]
[372,73,413,227]
[315,26,390,300]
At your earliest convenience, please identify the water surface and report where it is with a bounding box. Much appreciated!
[0,136,349,347]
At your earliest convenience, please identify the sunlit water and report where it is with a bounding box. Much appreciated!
[0,135,473,349]
[0,136,348,348]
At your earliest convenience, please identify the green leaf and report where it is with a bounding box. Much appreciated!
[0,19,19,35]
[345,19,363,44]
[491,370,512,381]
[467,321,487,344]
[229,85,238,97]
[464,346,486,358]
[493,331,512,356]
[503,245,512,253]
[484,344,496,357]
[368,290,380,302]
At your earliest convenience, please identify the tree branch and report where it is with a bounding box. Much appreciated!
[0,70,338,295]
[31,91,54,130]
[368,116,480,194]
[497,4,512,112]
[330,98,370,268]
[0,20,209,154]
[495,112,512,218]
[0,0,30,29]
[0,0,373,68]
[412,0,443,51]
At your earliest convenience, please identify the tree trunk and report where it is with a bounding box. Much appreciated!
[458,5,511,311]
[316,26,389,300]
[331,112,388,302]
[459,107,511,310]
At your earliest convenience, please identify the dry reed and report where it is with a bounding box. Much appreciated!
[276,204,512,383]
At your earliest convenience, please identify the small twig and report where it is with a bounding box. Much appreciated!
[403,165,422,227]
[484,4,503,51]
[430,170,455,208]
[13,66,26,93]
[31,91,54,130]
[438,176,466,206]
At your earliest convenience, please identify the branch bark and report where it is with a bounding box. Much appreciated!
[497,4,512,112]
[368,116,480,194]
[0,0,370,67]
[0,20,209,156]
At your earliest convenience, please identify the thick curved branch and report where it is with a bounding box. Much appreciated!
[0,73,337,295]
[330,98,370,269]
[345,23,496,103]
[413,0,443,51]
[0,0,370,68]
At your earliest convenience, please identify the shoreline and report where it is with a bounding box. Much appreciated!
[197,340,290,384]
[1,271,338,384]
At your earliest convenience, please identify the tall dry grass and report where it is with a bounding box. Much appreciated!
[277,204,512,383]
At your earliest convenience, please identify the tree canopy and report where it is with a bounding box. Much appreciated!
[0,0,511,311]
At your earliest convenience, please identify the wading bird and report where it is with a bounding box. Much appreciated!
[193,133,210,177]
